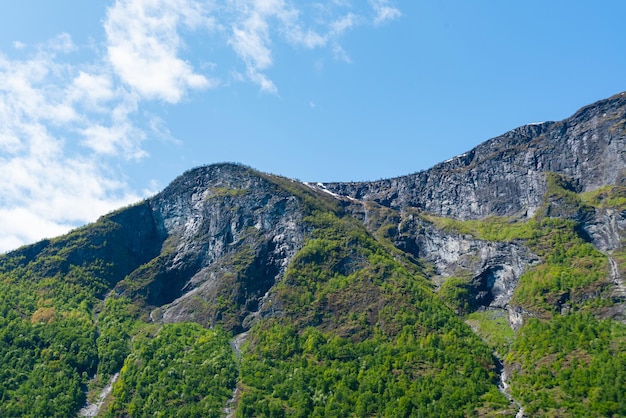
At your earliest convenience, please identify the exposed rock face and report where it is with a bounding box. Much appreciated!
[414,222,539,309]
[323,93,626,220]
[584,208,626,252]
[117,165,311,332]
[373,209,540,314]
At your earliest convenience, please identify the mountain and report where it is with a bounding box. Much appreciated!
[0,93,625,417]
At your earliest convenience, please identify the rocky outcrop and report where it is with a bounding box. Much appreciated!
[399,214,539,309]
[5,92,625,334]
[115,164,312,332]
[583,207,626,252]
[97,93,626,324]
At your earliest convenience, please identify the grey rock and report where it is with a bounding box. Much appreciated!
[139,93,624,328]
[116,164,312,332]
[323,93,626,220]
[583,208,626,252]
[407,216,539,309]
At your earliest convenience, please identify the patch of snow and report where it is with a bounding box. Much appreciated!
[444,152,469,164]
[303,182,359,202]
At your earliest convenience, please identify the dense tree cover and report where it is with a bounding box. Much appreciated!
[438,276,474,315]
[0,250,235,418]
[507,314,626,416]
[239,323,511,417]
[97,296,137,377]
[105,322,236,418]
[238,212,510,417]
[0,217,149,417]
[0,267,100,416]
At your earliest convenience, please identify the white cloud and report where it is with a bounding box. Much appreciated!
[224,0,400,91]
[332,44,351,63]
[0,0,403,253]
[102,0,401,93]
[330,13,358,35]
[0,40,146,253]
[0,208,73,254]
[81,121,146,158]
[70,72,116,108]
[104,0,217,103]
[0,127,142,253]
[46,33,76,53]
[227,1,286,94]
[370,0,402,26]
[149,116,181,145]
[0,53,77,128]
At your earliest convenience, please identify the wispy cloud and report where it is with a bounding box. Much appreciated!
[225,0,398,91]
[0,0,401,253]
[104,0,401,95]
[370,0,402,26]
[0,38,145,253]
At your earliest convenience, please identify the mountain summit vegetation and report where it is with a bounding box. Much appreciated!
[1,93,625,417]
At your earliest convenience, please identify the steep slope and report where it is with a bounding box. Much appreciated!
[0,92,625,417]
[117,164,322,332]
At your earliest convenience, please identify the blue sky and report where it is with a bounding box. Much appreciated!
[0,0,625,252]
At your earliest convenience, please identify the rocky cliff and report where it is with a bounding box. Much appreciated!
[323,92,626,220]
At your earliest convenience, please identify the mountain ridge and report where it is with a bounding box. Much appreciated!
[322,91,626,220]
[0,92,625,417]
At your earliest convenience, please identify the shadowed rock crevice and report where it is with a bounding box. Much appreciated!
[238,240,280,309]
